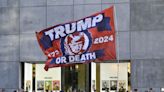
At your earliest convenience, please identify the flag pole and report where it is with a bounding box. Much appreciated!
[114,5,120,92]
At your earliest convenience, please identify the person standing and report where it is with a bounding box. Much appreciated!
[149,88,154,92]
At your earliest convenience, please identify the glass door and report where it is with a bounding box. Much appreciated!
[63,64,87,92]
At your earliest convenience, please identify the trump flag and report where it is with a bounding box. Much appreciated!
[36,6,116,71]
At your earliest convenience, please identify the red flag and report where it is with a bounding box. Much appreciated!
[36,6,116,71]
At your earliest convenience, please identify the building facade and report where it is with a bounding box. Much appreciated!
[0,0,164,92]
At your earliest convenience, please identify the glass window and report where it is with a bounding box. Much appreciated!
[92,61,131,92]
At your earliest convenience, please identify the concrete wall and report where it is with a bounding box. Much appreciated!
[130,0,164,91]
[4,0,164,92]
[0,0,20,91]
[1,0,129,91]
